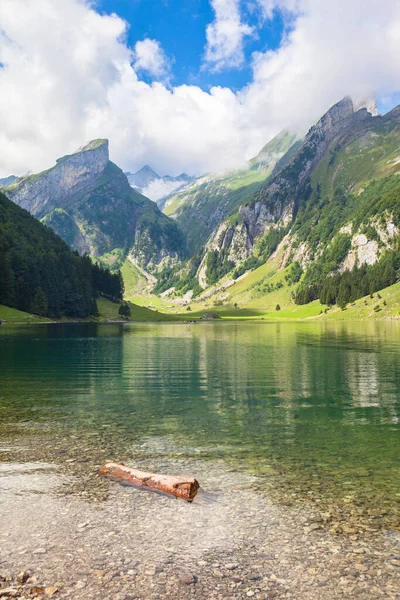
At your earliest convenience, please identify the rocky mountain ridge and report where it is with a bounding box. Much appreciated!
[7,139,110,217]
[0,175,17,187]
[126,165,194,206]
[154,95,400,307]
[199,97,383,278]
[5,140,184,270]
[163,129,299,255]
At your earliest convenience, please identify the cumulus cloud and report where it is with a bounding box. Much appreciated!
[243,0,400,134]
[0,0,400,179]
[203,0,253,71]
[133,39,171,79]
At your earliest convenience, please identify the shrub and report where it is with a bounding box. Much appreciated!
[118,301,131,318]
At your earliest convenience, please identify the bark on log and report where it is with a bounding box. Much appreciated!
[99,462,200,502]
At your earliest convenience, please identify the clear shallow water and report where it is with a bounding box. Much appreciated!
[1,321,399,524]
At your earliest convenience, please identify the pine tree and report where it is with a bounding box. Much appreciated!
[31,287,48,316]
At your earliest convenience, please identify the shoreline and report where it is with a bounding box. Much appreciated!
[1,314,400,326]
[1,444,399,600]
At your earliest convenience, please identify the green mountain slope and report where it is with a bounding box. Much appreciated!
[0,191,123,318]
[155,98,400,313]
[5,140,184,272]
[163,130,299,255]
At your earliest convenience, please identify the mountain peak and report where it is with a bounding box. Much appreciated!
[8,138,110,217]
[125,166,195,205]
[250,129,299,173]
[307,95,373,146]
[75,138,109,154]
[56,139,109,166]
[137,165,160,177]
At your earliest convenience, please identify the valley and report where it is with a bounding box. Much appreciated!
[1,96,399,325]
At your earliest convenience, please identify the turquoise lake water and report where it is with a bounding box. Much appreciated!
[1,321,399,525]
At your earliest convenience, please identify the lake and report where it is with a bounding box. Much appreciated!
[1,320,399,528]
[1,320,400,598]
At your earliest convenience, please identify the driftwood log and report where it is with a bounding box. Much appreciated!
[99,462,200,502]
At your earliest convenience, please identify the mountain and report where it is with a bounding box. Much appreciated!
[125,165,194,206]
[0,190,123,318]
[4,140,184,271]
[163,129,300,255]
[155,96,400,310]
[0,175,17,186]
[249,130,300,172]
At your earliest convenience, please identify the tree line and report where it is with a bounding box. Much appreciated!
[294,250,399,308]
[0,192,123,318]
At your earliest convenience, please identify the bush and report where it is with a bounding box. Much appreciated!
[275,304,281,311]
[118,301,131,318]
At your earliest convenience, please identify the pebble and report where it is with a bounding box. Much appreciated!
[17,569,30,584]
[1,440,400,600]
[0,589,18,598]
[179,573,196,585]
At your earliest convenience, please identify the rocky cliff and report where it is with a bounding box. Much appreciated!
[164,129,299,255]
[199,97,378,281]
[8,140,109,218]
[5,140,184,270]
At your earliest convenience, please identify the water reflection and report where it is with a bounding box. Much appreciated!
[1,321,400,510]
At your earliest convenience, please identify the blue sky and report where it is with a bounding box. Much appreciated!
[97,0,286,90]
[1,0,400,177]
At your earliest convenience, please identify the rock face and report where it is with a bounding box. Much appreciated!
[342,234,379,271]
[199,96,377,282]
[164,129,299,256]
[5,140,184,270]
[8,140,110,218]
[126,165,194,207]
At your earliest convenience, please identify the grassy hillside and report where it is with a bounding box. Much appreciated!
[0,305,48,324]
[0,297,177,324]
[120,259,149,296]
[311,116,400,199]
[164,169,267,255]
[174,279,400,322]
[96,297,175,322]
[141,234,400,321]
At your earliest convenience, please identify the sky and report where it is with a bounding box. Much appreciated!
[0,0,400,178]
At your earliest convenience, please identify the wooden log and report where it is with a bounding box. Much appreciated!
[99,462,200,502]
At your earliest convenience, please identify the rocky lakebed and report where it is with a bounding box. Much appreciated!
[0,433,399,600]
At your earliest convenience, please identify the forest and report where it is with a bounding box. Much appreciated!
[0,192,123,318]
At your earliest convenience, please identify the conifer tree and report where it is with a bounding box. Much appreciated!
[31,287,48,316]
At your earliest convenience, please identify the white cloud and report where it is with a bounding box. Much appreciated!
[242,0,400,135]
[133,38,170,79]
[255,0,302,20]
[0,0,400,180]
[203,0,253,71]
